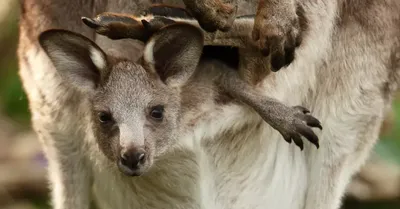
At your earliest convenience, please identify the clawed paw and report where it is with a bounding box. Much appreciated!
[281,106,322,150]
[81,13,148,41]
[252,4,302,72]
[81,12,177,42]
[261,104,322,150]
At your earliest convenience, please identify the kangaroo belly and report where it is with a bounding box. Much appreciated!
[197,109,309,209]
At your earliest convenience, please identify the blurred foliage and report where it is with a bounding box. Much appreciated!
[377,96,400,165]
[0,2,399,209]
[0,1,31,127]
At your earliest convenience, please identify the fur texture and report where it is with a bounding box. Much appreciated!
[17,0,400,209]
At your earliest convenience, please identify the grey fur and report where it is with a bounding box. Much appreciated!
[80,11,322,148]
[17,0,400,209]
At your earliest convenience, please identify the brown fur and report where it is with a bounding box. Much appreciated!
[17,0,400,209]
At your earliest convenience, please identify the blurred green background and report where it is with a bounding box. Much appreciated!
[0,1,399,209]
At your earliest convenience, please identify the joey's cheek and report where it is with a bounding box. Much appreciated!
[153,139,171,157]
[95,126,120,161]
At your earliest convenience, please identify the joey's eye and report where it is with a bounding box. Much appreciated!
[98,111,113,124]
[150,105,164,121]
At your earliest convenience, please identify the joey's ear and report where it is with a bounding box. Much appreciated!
[143,23,203,87]
[38,29,108,95]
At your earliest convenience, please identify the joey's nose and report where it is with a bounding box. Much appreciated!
[118,149,146,176]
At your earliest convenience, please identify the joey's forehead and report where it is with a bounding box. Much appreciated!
[94,62,168,108]
[104,62,160,94]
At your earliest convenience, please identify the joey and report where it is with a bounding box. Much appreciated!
[81,10,322,150]
[39,24,204,176]
[20,0,400,208]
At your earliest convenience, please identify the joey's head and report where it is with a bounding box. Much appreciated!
[38,24,204,176]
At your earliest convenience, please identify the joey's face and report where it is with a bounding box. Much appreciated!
[92,62,181,176]
[39,24,204,177]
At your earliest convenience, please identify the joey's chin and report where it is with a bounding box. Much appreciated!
[117,160,148,177]
[120,169,144,177]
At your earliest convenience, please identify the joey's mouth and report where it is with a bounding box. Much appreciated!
[117,160,146,176]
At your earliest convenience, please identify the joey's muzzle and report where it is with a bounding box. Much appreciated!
[117,146,146,176]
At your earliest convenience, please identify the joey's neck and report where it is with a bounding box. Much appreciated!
[92,146,202,209]
[179,59,237,130]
